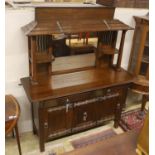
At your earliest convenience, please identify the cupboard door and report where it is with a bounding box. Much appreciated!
[96,96,119,125]
[72,102,96,132]
[44,105,72,140]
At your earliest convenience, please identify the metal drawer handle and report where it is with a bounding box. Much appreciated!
[66,98,72,113]
[107,89,111,93]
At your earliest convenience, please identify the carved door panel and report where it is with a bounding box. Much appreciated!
[44,104,72,140]
[72,102,96,132]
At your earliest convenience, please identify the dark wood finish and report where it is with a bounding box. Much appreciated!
[21,6,134,152]
[96,0,115,6]
[44,104,72,140]
[141,94,148,112]
[21,68,134,102]
[118,0,149,8]
[96,0,149,8]
[5,95,22,155]
[22,7,132,81]
[35,7,115,23]
[21,67,134,151]
[131,76,149,95]
[23,19,132,36]
[62,131,138,155]
[28,35,54,83]
[128,15,149,77]
[30,36,37,82]
[96,31,118,67]
[117,30,126,69]
[128,15,149,111]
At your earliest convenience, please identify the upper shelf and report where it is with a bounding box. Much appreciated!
[22,19,133,36]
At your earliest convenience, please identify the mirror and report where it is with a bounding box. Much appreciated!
[34,34,97,74]
[52,34,97,73]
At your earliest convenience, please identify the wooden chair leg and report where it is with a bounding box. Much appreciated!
[14,124,22,155]
[141,95,148,112]
[12,129,15,138]
[137,94,148,120]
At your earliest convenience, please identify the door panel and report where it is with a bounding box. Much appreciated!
[72,102,96,132]
[96,97,118,125]
[44,105,72,140]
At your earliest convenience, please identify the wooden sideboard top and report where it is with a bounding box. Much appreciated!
[21,67,134,102]
[22,19,132,36]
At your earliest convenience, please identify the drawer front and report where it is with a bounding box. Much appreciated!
[43,85,126,108]
[104,86,123,96]
[43,91,95,108]
[104,85,128,108]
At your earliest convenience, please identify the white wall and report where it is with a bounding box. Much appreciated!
[5,8,35,132]
[5,7,148,133]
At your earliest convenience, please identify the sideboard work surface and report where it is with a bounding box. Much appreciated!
[21,67,134,151]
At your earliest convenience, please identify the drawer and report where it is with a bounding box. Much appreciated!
[43,85,126,108]
[104,86,124,95]
[43,91,100,108]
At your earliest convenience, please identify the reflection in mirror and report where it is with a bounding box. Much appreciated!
[52,33,96,57]
[52,53,96,73]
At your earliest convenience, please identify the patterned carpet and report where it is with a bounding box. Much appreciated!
[71,129,117,149]
[119,108,147,132]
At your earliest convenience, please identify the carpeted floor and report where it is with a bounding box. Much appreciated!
[119,108,147,132]
[71,129,117,149]
[5,122,123,155]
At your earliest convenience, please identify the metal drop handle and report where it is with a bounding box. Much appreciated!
[44,122,48,128]
[107,88,111,93]
[66,98,70,113]
[83,112,88,121]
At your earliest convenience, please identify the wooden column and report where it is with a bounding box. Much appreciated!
[141,95,148,112]
[38,103,45,152]
[48,42,53,74]
[134,26,148,76]
[30,36,37,83]
[117,30,126,70]
[28,36,32,77]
